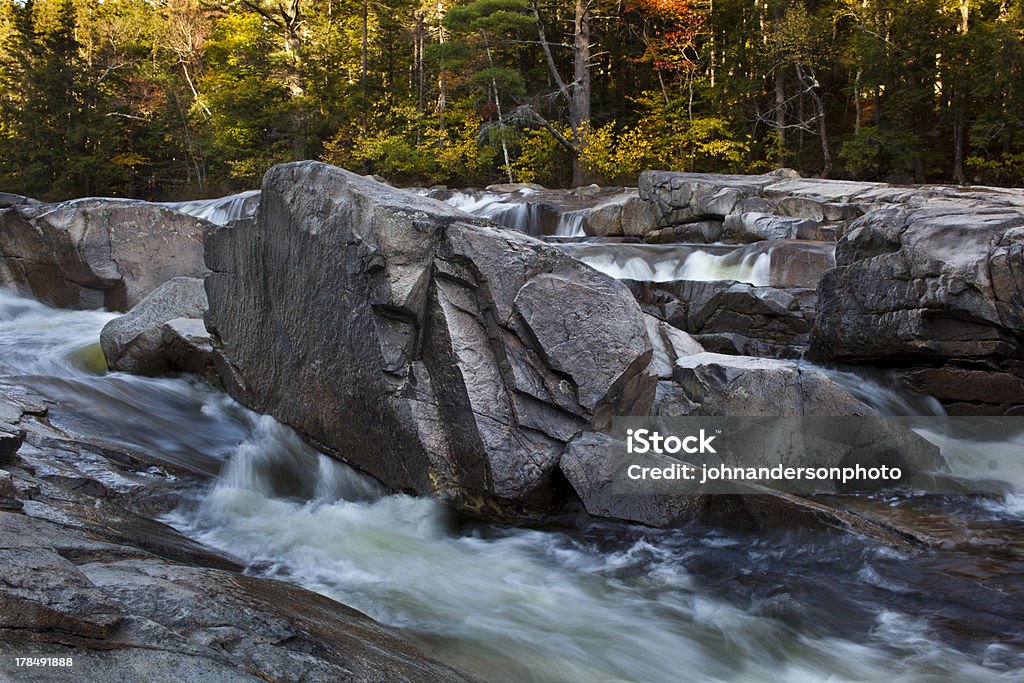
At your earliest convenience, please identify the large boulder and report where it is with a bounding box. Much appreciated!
[205,161,656,514]
[160,317,220,386]
[810,203,1024,414]
[586,193,660,237]
[100,277,208,375]
[560,431,703,527]
[638,171,779,226]
[654,353,944,479]
[722,212,831,242]
[0,199,208,311]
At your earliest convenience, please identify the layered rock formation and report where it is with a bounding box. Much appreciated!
[810,199,1024,415]
[203,162,968,527]
[0,199,208,310]
[626,171,1024,414]
[626,279,817,357]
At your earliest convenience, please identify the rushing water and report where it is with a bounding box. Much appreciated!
[161,190,260,226]
[2,287,1022,682]
[440,189,588,237]
[441,190,787,285]
[556,243,774,284]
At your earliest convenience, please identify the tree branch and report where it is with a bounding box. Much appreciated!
[530,0,570,103]
[510,105,577,155]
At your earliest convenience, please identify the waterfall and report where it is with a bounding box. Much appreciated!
[162,190,260,226]
[555,210,587,237]
[555,243,775,285]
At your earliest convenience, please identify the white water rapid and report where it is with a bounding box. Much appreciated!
[3,287,1020,682]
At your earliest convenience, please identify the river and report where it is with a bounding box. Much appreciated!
[1,285,1022,682]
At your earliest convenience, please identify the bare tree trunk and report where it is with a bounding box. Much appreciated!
[486,48,514,183]
[774,67,786,166]
[437,4,447,133]
[797,64,831,177]
[953,114,965,185]
[361,0,368,101]
[571,0,592,186]
[853,67,862,131]
[708,0,716,87]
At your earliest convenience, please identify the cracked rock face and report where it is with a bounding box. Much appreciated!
[626,280,817,358]
[0,199,208,311]
[810,204,1024,414]
[205,161,656,514]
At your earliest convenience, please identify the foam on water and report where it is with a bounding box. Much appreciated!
[556,243,774,285]
[167,422,1012,682]
[824,366,1024,494]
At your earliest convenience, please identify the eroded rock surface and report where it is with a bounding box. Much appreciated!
[811,203,1024,414]
[627,280,817,358]
[0,382,472,683]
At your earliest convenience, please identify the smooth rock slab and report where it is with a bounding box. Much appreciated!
[0,547,123,638]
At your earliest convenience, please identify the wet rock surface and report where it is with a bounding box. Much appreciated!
[636,169,1024,244]
[559,430,933,549]
[160,317,220,387]
[0,383,473,683]
[0,193,38,209]
[1,168,1023,680]
[625,170,1024,414]
[626,279,817,358]
[811,203,1024,414]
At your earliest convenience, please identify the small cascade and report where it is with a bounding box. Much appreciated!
[438,189,548,236]
[0,286,1020,683]
[555,240,837,287]
[556,243,775,285]
[554,210,587,237]
[820,365,1024,492]
[162,190,260,226]
[487,202,542,235]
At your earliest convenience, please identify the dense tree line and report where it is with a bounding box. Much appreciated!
[1,0,1022,199]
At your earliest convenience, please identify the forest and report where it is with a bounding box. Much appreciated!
[0,0,1022,200]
